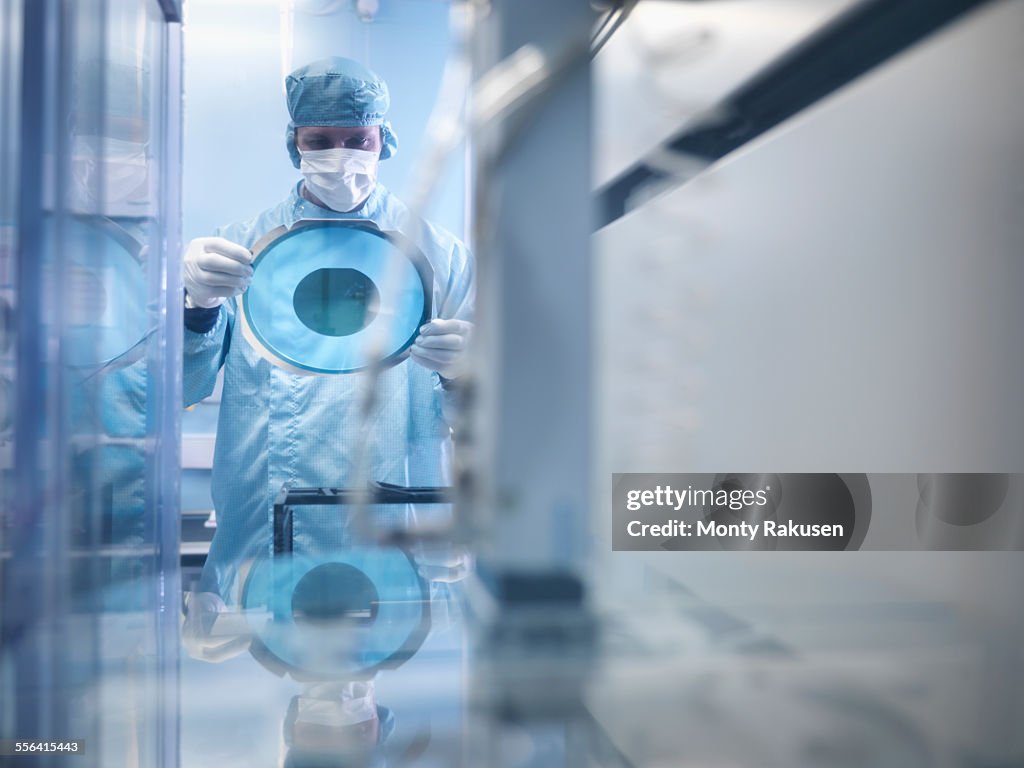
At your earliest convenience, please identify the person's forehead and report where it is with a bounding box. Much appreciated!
[297,125,377,136]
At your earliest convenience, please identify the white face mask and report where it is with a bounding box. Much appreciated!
[68,135,153,216]
[300,148,379,213]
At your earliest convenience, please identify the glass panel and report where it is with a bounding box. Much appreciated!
[1,0,180,764]
[0,0,23,740]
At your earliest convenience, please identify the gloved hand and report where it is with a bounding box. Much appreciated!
[414,544,473,584]
[181,590,252,663]
[182,236,254,309]
[410,319,473,380]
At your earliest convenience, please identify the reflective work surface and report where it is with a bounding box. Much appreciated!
[181,598,465,767]
[3,547,1021,767]
[170,547,1024,768]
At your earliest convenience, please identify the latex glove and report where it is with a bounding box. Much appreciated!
[414,544,473,584]
[410,319,473,380]
[183,236,254,309]
[181,590,252,663]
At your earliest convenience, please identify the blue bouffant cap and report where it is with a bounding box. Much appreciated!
[285,56,398,168]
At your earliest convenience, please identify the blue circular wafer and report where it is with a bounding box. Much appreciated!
[240,221,431,375]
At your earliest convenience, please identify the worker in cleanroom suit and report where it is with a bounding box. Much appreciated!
[181,57,473,660]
